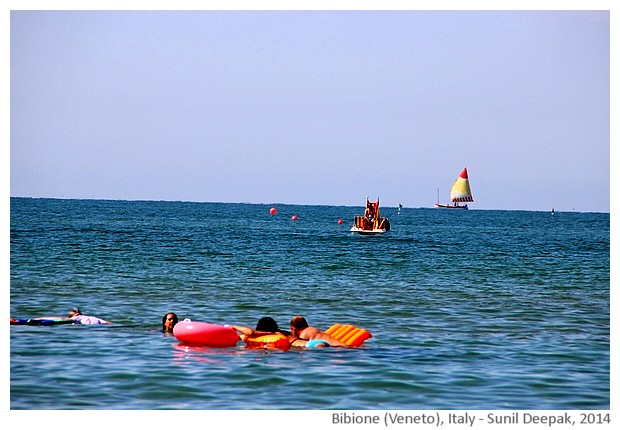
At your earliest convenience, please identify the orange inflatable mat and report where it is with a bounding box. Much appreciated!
[325,324,372,347]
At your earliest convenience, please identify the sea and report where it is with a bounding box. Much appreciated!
[9,197,610,415]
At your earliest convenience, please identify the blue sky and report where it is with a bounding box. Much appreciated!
[9,7,611,212]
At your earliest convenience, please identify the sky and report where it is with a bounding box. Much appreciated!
[8,5,612,212]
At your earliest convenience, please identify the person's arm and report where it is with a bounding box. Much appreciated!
[229,325,254,335]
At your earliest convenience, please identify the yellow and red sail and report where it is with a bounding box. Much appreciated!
[450,168,474,203]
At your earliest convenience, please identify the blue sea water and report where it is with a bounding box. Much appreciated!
[9,197,609,410]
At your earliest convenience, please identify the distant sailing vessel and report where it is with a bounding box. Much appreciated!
[351,197,391,235]
[434,167,474,209]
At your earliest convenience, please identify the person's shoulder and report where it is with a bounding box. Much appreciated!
[303,326,322,338]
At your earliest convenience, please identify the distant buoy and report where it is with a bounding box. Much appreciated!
[337,219,344,224]
[270,208,277,215]
[291,215,298,221]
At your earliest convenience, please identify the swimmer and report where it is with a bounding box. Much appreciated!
[230,317,325,348]
[162,312,178,333]
[68,307,112,325]
[230,316,289,337]
[230,317,291,350]
[289,315,349,347]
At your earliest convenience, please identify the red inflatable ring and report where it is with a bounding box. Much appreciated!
[173,319,240,348]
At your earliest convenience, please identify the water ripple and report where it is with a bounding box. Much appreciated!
[10,199,609,410]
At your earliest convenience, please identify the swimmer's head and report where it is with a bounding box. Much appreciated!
[162,312,178,332]
[290,315,309,331]
[256,317,279,332]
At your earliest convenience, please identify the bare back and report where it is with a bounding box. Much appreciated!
[299,326,349,347]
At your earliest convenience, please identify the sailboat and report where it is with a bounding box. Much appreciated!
[434,167,474,209]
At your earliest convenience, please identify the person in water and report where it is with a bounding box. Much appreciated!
[230,317,293,349]
[162,312,178,333]
[289,315,349,347]
[68,307,112,325]
[230,316,289,337]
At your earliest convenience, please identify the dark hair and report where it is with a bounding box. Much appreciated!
[162,312,178,331]
[290,315,309,330]
[255,317,279,332]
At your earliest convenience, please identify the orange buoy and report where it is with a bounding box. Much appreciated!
[291,215,298,221]
[337,219,344,224]
[270,207,277,215]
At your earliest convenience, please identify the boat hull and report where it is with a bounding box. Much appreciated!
[350,226,387,235]
[434,203,468,209]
